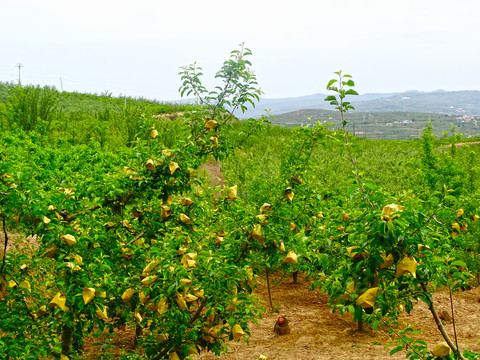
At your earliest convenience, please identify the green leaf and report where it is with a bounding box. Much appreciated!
[451,260,467,268]
[346,184,358,196]
[326,79,337,89]
[387,220,394,231]
[353,305,363,323]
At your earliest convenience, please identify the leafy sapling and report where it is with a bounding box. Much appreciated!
[324,71,358,129]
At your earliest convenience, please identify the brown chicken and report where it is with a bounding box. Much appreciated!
[273,316,291,335]
[438,309,452,323]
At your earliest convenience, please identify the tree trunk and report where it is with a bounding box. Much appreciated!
[292,271,299,284]
[266,269,274,311]
[421,283,466,360]
[134,325,143,348]
[61,325,74,355]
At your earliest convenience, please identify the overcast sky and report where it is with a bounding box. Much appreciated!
[1,0,479,101]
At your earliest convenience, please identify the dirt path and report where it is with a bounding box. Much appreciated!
[0,231,38,258]
[198,273,480,360]
[199,160,226,189]
[446,141,480,148]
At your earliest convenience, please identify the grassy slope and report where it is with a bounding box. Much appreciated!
[2,82,479,199]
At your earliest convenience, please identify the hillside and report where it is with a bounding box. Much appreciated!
[2,82,479,141]
[238,90,480,119]
[352,90,480,114]
[270,109,480,140]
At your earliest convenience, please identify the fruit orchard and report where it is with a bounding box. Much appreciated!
[1,45,480,359]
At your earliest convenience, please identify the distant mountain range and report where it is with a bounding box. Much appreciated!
[236,90,480,119]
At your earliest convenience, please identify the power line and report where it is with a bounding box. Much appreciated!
[15,63,23,85]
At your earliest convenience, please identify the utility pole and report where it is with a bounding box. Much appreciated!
[16,63,23,85]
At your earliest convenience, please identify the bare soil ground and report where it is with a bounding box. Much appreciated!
[9,265,477,359]
[452,141,480,147]
[0,231,38,258]
[198,273,480,360]
[3,260,479,360]
[444,141,480,149]
[199,160,226,191]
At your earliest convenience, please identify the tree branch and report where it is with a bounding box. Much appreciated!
[1,212,8,273]
[420,283,466,360]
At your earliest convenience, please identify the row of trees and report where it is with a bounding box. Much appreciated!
[1,44,479,359]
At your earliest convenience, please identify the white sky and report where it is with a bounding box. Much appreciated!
[1,0,479,101]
